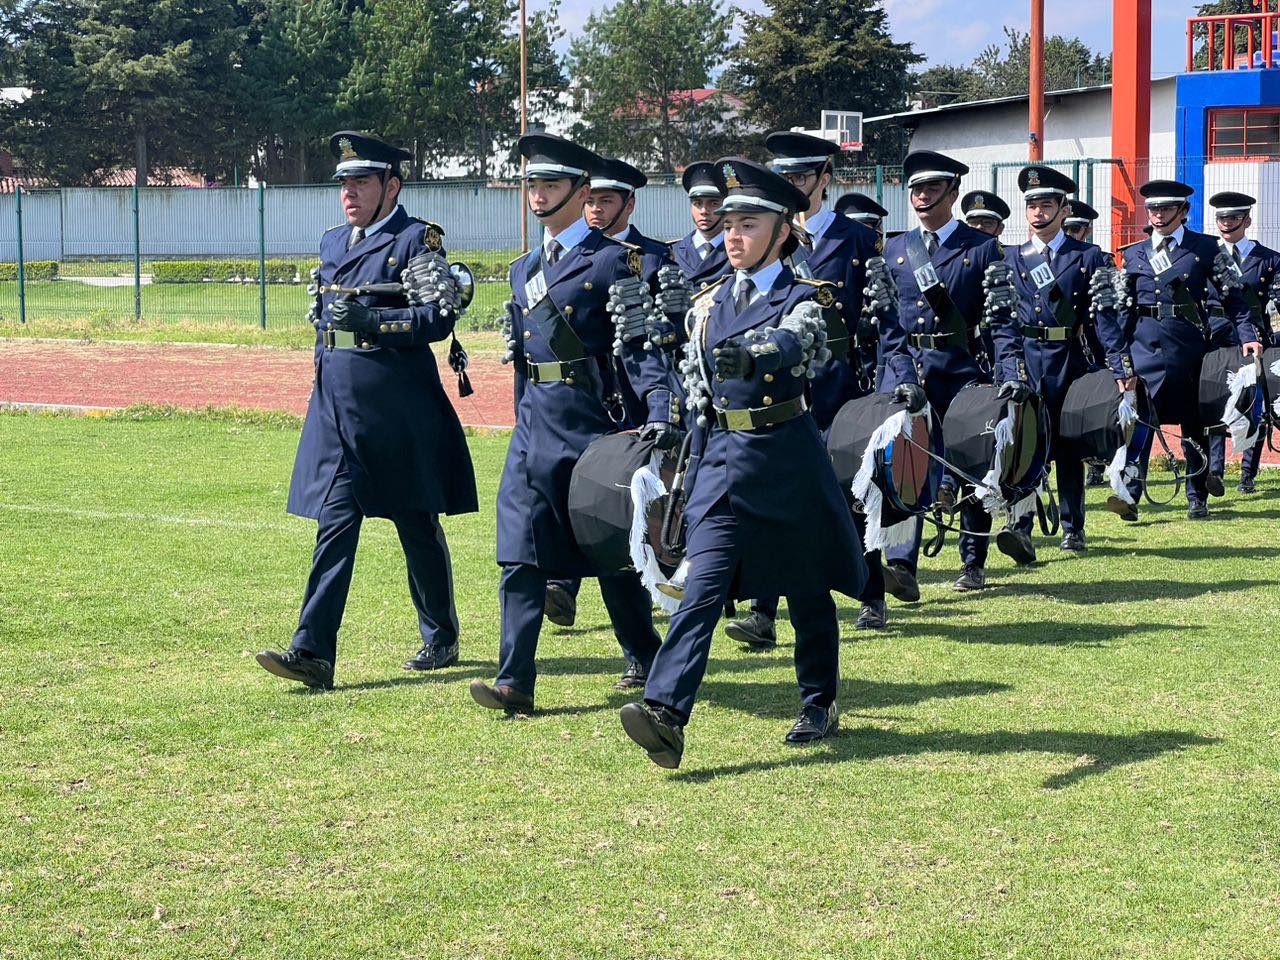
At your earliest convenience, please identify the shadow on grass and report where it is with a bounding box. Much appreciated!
[926,577,1272,605]
[677,725,1218,789]
[327,660,491,693]
[1090,544,1280,562]
[899,619,1196,647]
[697,678,1011,721]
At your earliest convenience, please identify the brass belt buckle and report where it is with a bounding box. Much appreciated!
[722,407,755,431]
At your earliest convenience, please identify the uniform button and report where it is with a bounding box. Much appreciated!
[850,259,860,267]
[897,257,905,264]
[1034,306,1042,314]
[762,396,773,405]
[379,323,390,333]
[564,305,574,315]
[763,373,774,382]
[719,397,728,404]
[837,281,844,288]
[917,300,924,308]
[523,308,530,315]
[564,377,574,385]
[524,330,532,339]
[672,413,681,423]
[584,282,593,290]
[360,341,370,349]
[963,258,971,266]
[1021,272,1028,279]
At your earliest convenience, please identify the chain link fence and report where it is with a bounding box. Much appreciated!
[1,159,1276,338]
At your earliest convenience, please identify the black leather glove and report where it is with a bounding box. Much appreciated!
[996,379,1032,403]
[639,421,682,450]
[713,338,754,379]
[329,298,381,334]
[892,383,926,414]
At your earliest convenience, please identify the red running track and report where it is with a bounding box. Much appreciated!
[0,339,516,428]
[0,338,1275,465]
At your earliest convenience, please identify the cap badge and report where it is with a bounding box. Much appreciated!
[973,195,985,209]
[338,137,357,161]
[1027,169,1041,186]
[722,164,740,189]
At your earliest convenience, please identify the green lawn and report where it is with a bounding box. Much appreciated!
[2,410,1279,959]
[0,276,509,348]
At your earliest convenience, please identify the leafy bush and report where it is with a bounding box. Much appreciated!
[151,260,309,283]
[0,261,58,281]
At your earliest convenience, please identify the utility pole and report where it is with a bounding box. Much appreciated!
[519,0,529,253]
[1029,0,1045,160]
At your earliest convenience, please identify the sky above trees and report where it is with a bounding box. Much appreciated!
[554,0,1198,78]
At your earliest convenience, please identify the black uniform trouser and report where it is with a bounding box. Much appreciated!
[291,459,458,664]
[1209,430,1270,483]
[647,496,839,723]
[496,564,660,697]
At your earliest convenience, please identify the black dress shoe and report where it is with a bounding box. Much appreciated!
[854,600,887,631]
[724,612,777,649]
[1060,531,1087,553]
[785,702,838,744]
[1106,495,1139,522]
[544,583,577,627]
[1238,478,1256,494]
[882,561,921,603]
[995,526,1037,565]
[1086,464,1106,487]
[1207,474,1225,498]
[615,661,648,690]
[469,679,534,715]
[953,566,986,592]
[256,648,334,690]
[619,701,685,768]
[1187,501,1210,520]
[403,639,459,671]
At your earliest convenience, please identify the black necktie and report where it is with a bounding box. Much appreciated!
[1044,245,1053,264]
[734,278,753,313]
[547,240,562,265]
[1232,244,1242,266]
[348,226,365,250]
[924,231,938,255]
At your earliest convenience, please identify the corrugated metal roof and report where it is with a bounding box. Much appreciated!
[866,77,1175,125]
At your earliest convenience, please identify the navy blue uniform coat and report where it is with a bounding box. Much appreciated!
[670,230,732,291]
[1103,229,1256,424]
[499,228,675,576]
[793,214,881,429]
[1209,240,1280,349]
[287,208,477,520]
[682,268,868,601]
[1006,234,1111,424]
[880,223,1024,405]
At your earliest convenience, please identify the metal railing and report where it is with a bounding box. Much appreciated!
[1187,6,1280,72]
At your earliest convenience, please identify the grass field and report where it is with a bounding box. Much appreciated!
[3,409,1279,959]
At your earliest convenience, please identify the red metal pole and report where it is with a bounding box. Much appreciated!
[519,0,528,252]
[1029,0,1044,160]
[1186,18,1194,73]
[1111,0,1151,253]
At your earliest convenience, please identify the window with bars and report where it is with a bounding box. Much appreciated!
[1208,107,1280,161]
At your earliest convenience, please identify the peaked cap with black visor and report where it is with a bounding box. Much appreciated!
[835,192,888,226]
[518,132,601,221]
[589,156,648,234]
[330,130,412,227]
[1017,164,1075,232]
[1064,198,1099,229]
[1139,179,1194,231]
[711,157,809,271]
[765,131,840,207]
[902,150,968,215]
[1209,191,1255,216]
[682,161,723,199]
[960,190,1011,224]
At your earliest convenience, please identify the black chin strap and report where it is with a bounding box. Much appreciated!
[914,176,959,215]
[1028,197,1066,233]
[366,170,391,229]
[532,174,589,221]
[747,212,787,273]
[601,189,633,235]
[1149,202,1188,233]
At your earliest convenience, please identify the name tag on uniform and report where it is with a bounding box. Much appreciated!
[1030,262,1055,289]
[1150,248,1173,276]
[524,270,548,306]
[913,262,940,290]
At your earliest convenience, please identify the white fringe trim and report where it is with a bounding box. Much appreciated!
[1223,362,1260,452]
[852,407,917,553]
[974,401,1018,519]
[627,452,684,613]
[1104,390,1140,506]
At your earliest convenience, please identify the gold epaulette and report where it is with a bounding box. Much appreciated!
[692,276,729,300]
[613,238,641,251]
[796,277,837,307]
[508,250,530,266]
